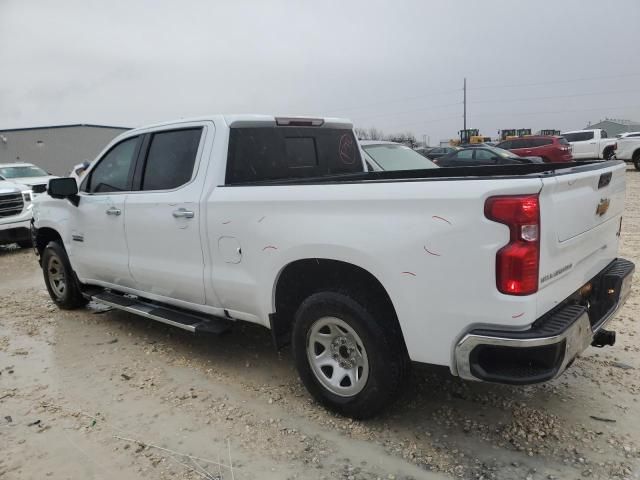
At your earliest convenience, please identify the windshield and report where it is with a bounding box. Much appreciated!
[0,165,48,179]
[363,144,438,171]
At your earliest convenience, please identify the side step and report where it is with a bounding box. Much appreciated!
[86,289,231,335]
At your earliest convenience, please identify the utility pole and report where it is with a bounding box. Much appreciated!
[463,77,467,133]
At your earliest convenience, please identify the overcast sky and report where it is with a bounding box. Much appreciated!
[1,0,639,143]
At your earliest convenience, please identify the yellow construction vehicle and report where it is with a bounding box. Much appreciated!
[539,129,561,136]
[499,129,517,140]
[499,128,532,140]
[450,129,488,145]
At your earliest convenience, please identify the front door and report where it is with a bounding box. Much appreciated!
[124,126,208,305]
[70,136,140,287]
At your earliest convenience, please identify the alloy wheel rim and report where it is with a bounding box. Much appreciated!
[306,316,369,397]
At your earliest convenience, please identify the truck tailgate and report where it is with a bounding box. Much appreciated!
[537,161,627,317]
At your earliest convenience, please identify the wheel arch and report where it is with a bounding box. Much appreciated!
[270,257,405,351]
[35,226,63,258]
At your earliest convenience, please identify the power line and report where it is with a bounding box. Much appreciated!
[330,71,640,117]
[356,104,640,131]
[351,88,638,125]
[470,72,640,91]
[470,88,639,105]
[472,104,640,119]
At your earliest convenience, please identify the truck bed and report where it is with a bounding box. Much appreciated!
[224,160,614,186]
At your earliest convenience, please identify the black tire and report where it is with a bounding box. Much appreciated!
[16,240,32,249]
[41,241,87,309]
[633,152,640,171]
[292,291,408,419]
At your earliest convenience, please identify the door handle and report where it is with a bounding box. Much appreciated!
[172,208,194,219]
[106,207,121,216]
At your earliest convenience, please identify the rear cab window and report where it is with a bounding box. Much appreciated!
[225,127,362,184]
[563,131,594,142]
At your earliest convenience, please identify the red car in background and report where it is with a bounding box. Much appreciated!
[496,136,573,163]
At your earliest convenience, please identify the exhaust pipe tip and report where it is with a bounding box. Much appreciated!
[592,328,616,348]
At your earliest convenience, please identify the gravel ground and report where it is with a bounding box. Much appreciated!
[1,168,639,480]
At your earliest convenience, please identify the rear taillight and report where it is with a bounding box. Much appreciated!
[614,142,618,151]
[485,195,540,295]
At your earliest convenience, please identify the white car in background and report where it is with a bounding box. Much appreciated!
[616,131,640,139]
[614,136,640,170]
[0,162,58,196]
[0,179,33,248]
[360,140,438,171]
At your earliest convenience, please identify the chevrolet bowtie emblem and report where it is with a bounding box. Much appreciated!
[596,198,610,217]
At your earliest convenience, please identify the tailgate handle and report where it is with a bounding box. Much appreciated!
[598,172,612,189]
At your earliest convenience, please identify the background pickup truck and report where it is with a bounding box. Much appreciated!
[32,115,634,418]
[0,180,34,247]
[614,136,640,170]
[561,128,617,160]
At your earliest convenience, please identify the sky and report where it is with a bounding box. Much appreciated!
[1,0,640,144]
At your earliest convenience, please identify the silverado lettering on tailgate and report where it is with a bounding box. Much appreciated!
[540,263,573,284]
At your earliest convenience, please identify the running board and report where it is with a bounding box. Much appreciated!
[86,289,231,335]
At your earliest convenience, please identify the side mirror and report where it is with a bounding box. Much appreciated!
[48,177,78,199]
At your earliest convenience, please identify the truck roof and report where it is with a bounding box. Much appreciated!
[127,115,353,134]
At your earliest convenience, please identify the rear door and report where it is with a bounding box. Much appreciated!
[537,161,626,316]
[124,123,210,305]
[71,135,140,287]
[564,131,594,159]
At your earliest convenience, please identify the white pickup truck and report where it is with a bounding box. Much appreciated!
[614,136,640,170]
[32,115,634,418]
[561,129,617,160]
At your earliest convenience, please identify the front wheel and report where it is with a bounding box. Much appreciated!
[634,152,640,171]
[41,241,87,309]
[292,291,408,419]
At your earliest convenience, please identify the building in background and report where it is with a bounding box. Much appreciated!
[585,118,640,137]
[0,124,129,176]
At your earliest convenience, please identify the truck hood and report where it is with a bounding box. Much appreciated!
[0,180,27,194]
[8,175,57,188]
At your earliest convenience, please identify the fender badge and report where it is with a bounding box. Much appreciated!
[596,198,610,217]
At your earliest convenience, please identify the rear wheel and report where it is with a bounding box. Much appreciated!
[41,241,87,309]
[292,291,408,419]
[633,151,640,171]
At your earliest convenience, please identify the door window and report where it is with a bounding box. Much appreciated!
[84,137,139,193]
[510,139,529,149]
[453,149,474,161]
[531,138,553,147]
[141,128,203,191]
[474,149,498,162]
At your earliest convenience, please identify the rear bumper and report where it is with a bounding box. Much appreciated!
[455,258,634,384]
